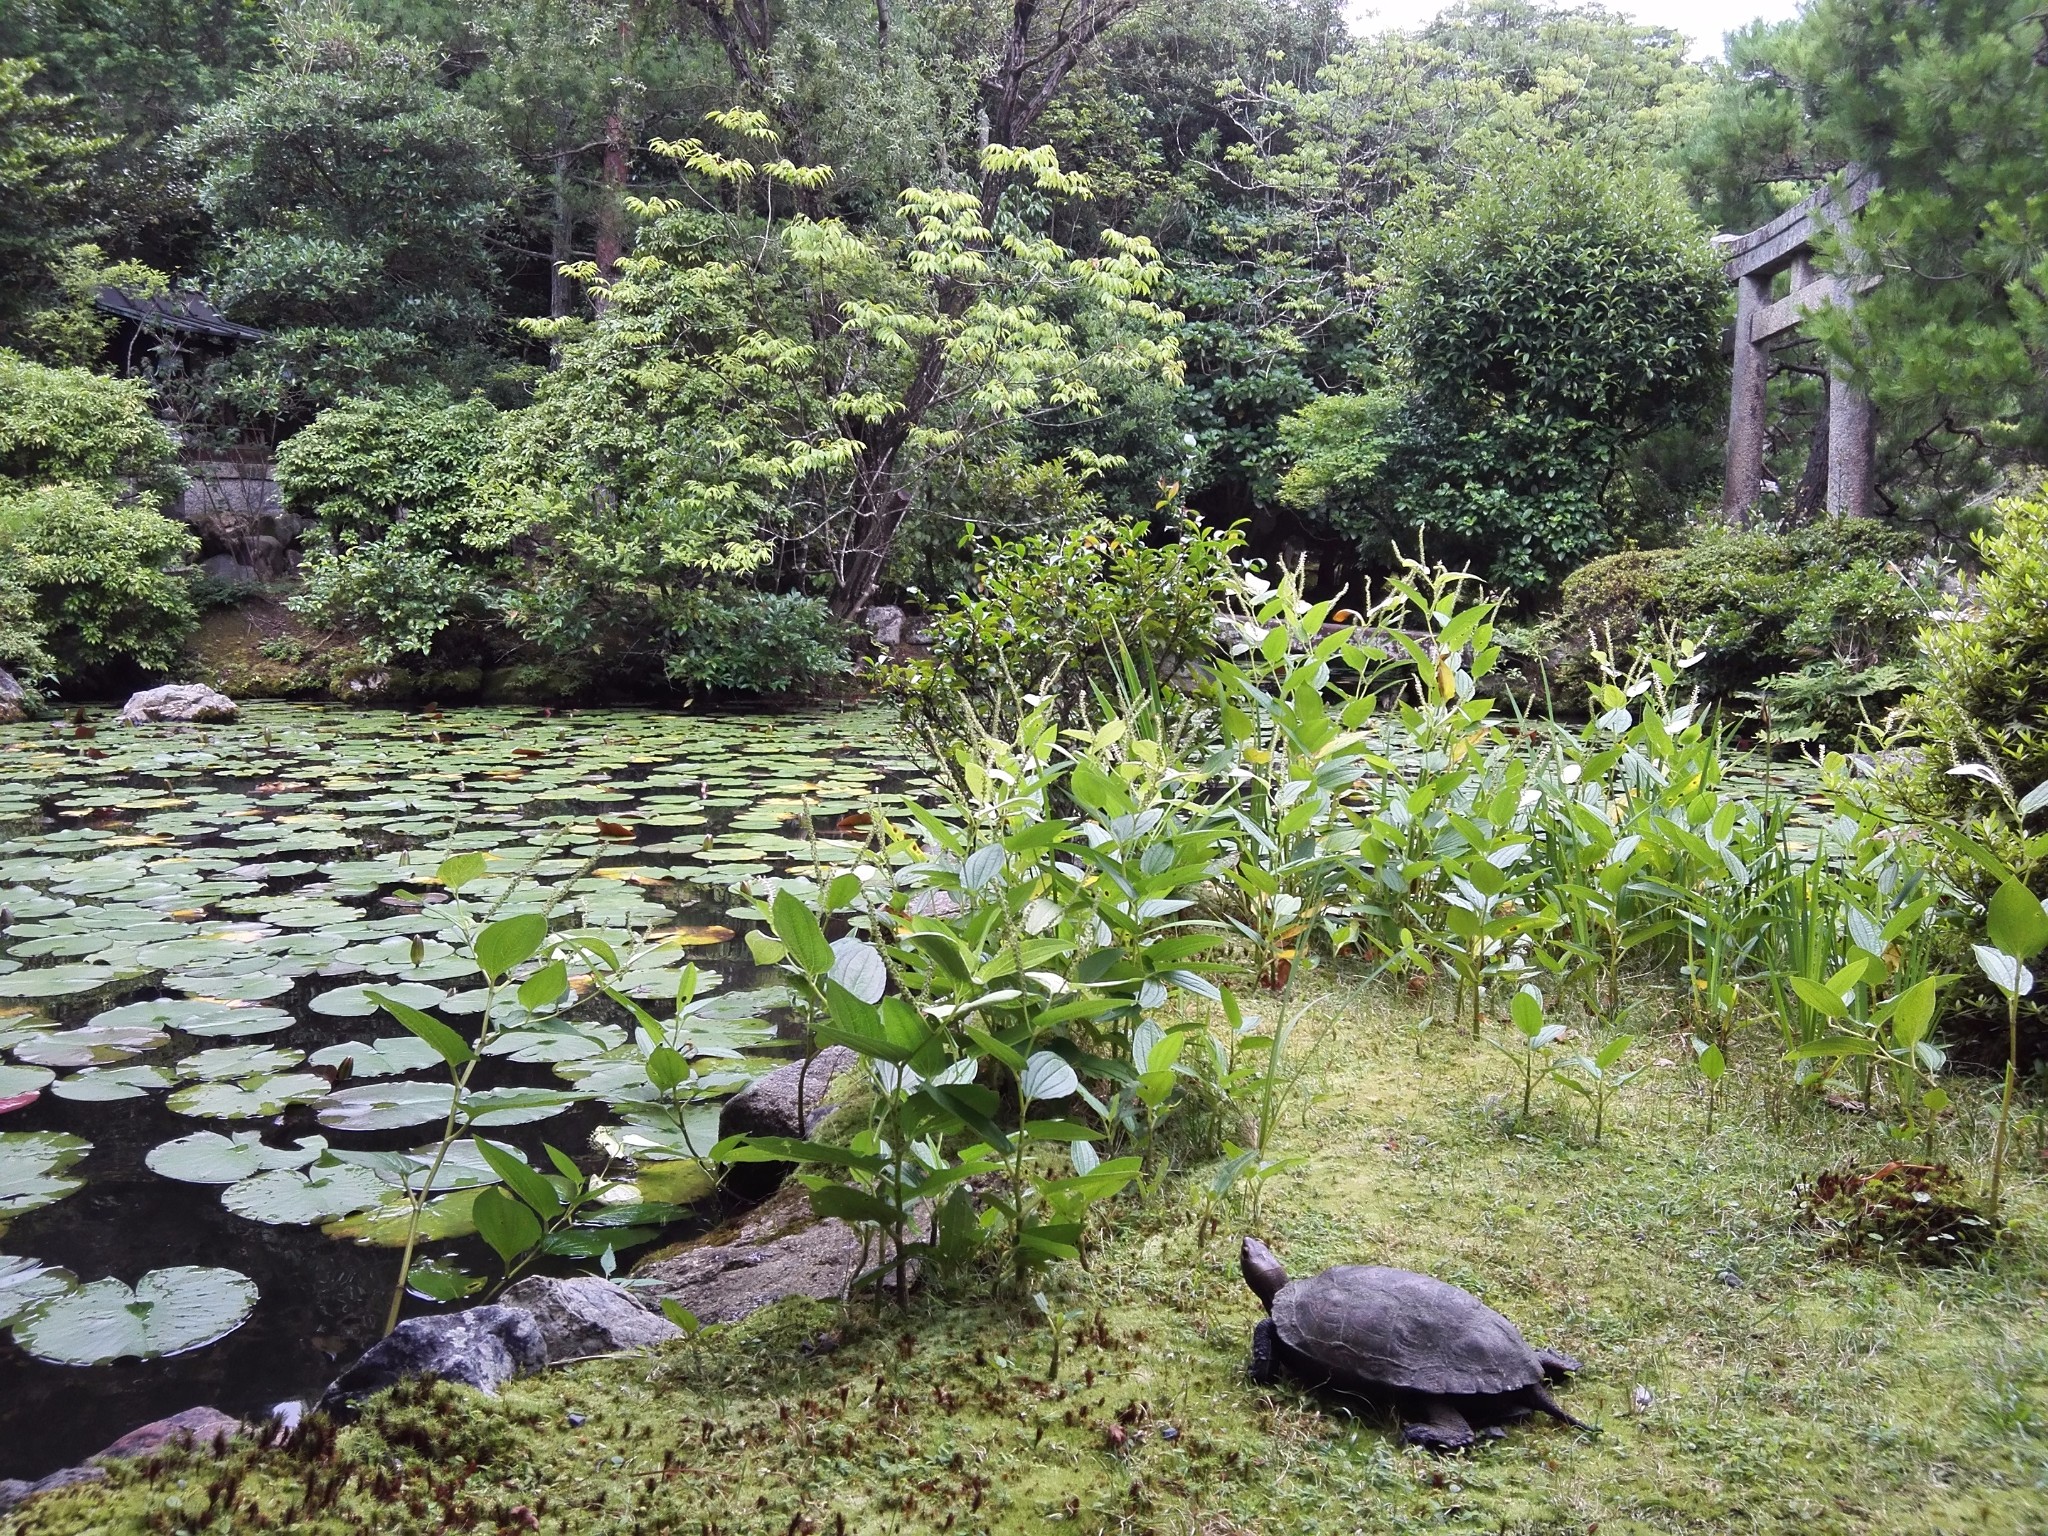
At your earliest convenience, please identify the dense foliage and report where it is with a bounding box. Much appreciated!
[1533,517,1929,737]
[1280,148,1725,594]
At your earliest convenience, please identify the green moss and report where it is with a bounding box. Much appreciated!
[10,975,2046,1535]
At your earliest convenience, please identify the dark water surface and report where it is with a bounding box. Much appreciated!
[0,702,916,1478]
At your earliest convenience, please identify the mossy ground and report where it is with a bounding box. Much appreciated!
[9,972,2047,1536]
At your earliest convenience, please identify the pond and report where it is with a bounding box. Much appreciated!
[0,702,919,1480]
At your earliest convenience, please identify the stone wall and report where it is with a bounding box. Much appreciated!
[177,458,307,584]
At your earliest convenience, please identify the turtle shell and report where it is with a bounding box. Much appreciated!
[1271,1265,1545,1397]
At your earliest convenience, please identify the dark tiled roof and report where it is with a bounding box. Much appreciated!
[93,286,267,343]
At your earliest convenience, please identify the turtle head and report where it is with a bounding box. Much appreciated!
[1239,1237,1287,1311]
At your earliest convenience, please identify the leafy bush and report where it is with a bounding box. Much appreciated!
[292,542,495,666]
[0,483,198,682]
[1280,148,1724,595]
[0,350,182,500]
[658,588,849,696]
[275,392,506,547]
[1896,481,2048,811]
[1534,519,1929,733]
[880,515,1243,757]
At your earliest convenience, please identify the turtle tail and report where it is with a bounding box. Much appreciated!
[1525,1383,1600,1434]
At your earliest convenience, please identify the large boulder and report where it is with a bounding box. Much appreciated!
[634,1182,919,1325]
[317,1305,545,1413]
[91,1406,240,1461]
[499,1276,682,1364]
[118,683,237,724]
[0,1466,104,1513]
[0,668,25,724]
[860,605,908,648]
[717,1046,857,1196]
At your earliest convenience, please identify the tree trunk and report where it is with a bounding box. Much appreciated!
[549,145,575,324]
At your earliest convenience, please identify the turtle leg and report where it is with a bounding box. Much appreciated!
[1249,1319,1279,1387]
[1399,1397,1477,1453]
[1520,1382,1599,1434]
[1535,1347,1582,1381]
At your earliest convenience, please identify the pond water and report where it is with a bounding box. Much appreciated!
[0,702,918,1479]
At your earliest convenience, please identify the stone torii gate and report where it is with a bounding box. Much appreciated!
[1719,166,1881,521]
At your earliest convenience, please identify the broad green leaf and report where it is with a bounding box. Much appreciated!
[472,1138,565,1219]
[11,1266,257,1365]
[476,912,549,981]
[770,887,834,975]
[470,1186,544,1267]
[1987,880,2048,960]
[1020,1050,1079,1102]
[367,991,474,1067]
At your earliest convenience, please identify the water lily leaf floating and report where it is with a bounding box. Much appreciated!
[147,1130,322,1185]
[10,1265,259,1366]
[93,997,294,1039]
[166,1073,330,1120]
[220,1159,387,1226]
[0,1130,90,1213]
[50,1064,176,1102]
[13,1022,167,1068]
[0,1254,75,1326]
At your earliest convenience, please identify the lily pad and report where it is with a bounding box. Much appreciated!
[13,1023,168,1068]
[220,1160,387,1226]
[93,997,294,1039]
[0,1063,56,1097]
[0,1130,90,1213]
[310,981,447,1019]
[50,1064,176,1102]
[10,1265,259,1365]
[166,1073,330,1120]
[306,1036,444,1079]
[177,1044,306,1081]
[0,1254,74,1327]
[146,1130,320,1185]
[315,1080,455,1132]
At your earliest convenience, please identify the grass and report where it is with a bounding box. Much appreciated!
[7,969,2047,1535]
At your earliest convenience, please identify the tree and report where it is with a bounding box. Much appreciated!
[1280,146,1725,595]
[179,4,525,413]
[496,118,1180,618]
[0,58,110,346]
[1678,0,2048,525]
[1172,0,1709,568]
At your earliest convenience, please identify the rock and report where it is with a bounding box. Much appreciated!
[861,604,908,647]
[0,668,25,724]
[317,1305,545,1413]
[499,1276,682,1364]
[118,683,238,724]
[634,1182,920,1325]
[717,1046,857,1196]
[199,554,262,588]
[91,1406,241,1461]
[0,1466,106,1513]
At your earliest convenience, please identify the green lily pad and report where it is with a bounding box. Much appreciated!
[177,1044,306,1081]
[146,1130,321,1185]
[93,998,294,1038]
[14,1023,168,1068]
[0,1062,56,1097]
[0,1254,75,1326]
[315,1080,455,1132]
[306,1036,444,1079]
[166,1073,330,1120]
[0,964,143,1000]
[220,1160,387,1226]
[0,1130,90,1213]
[310,981,447,1019]
[10,1265,259,1365]
[50,1064,176,1101]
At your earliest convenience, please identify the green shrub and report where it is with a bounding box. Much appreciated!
[1536,519,1929,732]
[0,484,198,682]
[658,588,850,696]
[1896,481,2048,810]
[1284,148,1725,595]
[275,392,506,547]
[292,542,496,666]
[881,515,1242,754]
[0,350,182,501]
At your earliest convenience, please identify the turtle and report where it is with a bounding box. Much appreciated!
[1240,1237,1595,1451]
